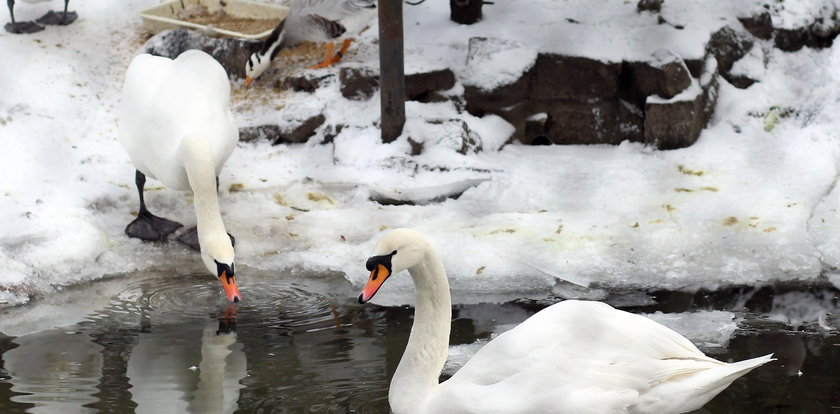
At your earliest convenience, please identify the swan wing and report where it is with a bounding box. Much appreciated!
[426,300,770,414]
[119,51,237,189]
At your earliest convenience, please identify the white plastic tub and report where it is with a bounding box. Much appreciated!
[140,0,289,40]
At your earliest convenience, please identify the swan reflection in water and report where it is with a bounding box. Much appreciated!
[128,304,246,414]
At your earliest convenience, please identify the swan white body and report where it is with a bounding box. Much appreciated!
[359,229,773,414]
[119,50,241,302]
[120,51,237,191]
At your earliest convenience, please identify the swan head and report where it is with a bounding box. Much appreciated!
[244,52,272,88]
[358,228,427,303]
[200,235,241,303]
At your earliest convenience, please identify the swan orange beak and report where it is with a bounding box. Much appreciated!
[359,264,390,304]
[244,76,254,88]
[220,271,241,303]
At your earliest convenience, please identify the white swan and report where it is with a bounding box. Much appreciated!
[244,0,377,86]
[358,229,774,414]
[119,49,241,302]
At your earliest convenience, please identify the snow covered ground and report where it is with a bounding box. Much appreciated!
[2,0,840,309]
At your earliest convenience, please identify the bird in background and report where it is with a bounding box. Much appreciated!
[245,0,377,87]
[5,0,77,34]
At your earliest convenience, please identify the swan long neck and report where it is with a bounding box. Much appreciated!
[180,135,227,244]
[390,246,452,413]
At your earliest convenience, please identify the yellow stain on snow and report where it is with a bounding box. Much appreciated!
[677,165,705,176]
[307,192,336,207]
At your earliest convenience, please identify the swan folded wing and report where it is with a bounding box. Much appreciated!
[426,301,736,413]
[119,54,177,180]
[632,354,774,413]
[119,51,235,190]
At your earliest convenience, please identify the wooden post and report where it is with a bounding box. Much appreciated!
[450,0,482,25]
[378,0,406,143]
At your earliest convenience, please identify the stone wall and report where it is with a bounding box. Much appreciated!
[142,4,840,151]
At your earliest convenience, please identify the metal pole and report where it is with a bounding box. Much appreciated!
[378,0,406,143]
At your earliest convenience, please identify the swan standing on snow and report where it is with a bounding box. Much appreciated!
[119,50,241,303]
[358,229,773,414]
[244,0,377,87]
[5,0,77,34]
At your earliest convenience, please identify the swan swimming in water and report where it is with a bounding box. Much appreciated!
[119,49,241,303]
[358,228,773,414]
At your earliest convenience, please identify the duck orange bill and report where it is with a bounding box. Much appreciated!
[220,271,241,303]
[244,77,254,87]
[358,264,390,304]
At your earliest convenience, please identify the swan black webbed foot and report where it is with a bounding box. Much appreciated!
[126,169,183,241]
[35,10,77,26]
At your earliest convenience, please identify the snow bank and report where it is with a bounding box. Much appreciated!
[2,0,840,306]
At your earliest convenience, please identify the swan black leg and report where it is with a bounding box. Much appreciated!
[125,169,183,241]
[35,0,77,26]
[5,0,45,34]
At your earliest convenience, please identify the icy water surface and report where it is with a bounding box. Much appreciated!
[0,270,839,413]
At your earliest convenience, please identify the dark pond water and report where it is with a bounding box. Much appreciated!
[0,270,838,413]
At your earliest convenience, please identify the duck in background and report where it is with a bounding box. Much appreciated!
[119,49,241,303]
[244,0,377,87]
[358,229,774,414]
[5,0,77,34]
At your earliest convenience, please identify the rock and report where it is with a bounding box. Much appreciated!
[339,67,379,100]
[725,74,757,89]
[463,62,532,137]
[238,115,326,145]
[623,51,693,101]
[773,16,840,52]
[280,75,331,93]
[423,118,483,154]
[239,125,281,143]
[523,113,550,145]
[464,37,538,92]
[643,58,719,149]
[637,0,663,13]
[277,114,326,144]
[531,54,622,101]
[706,26,753,76]
[542,99,629,145]
[142,28,261,79]
[683,59,705,78]
[774,27,809,52]
[738,12,773,40]
[405,69,455,101]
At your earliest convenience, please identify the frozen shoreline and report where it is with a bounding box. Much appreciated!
[2,0,840,307]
